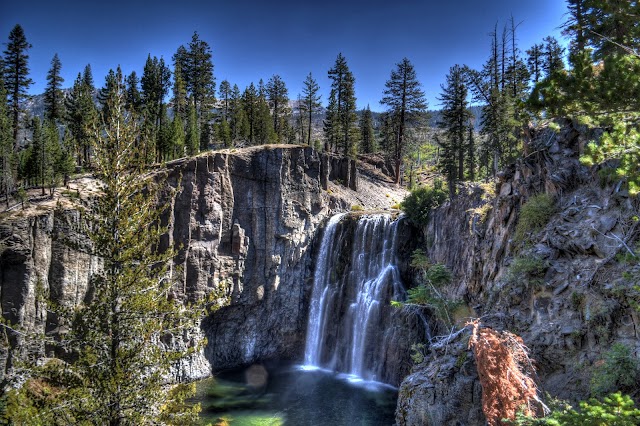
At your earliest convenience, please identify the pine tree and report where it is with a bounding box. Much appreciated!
[229,84,243,142]
[3,24,33,148]
[44,53,65,122]
[242,83,258,144]
[266,74,290,143]
[141,55,172,162]
[186,100,199,155]
[219,79,231,121]
[171,115,185,158]
[526,43,544,84]
[438,64,471,195]
[124,71,142,115]
[359,106,376,154]
[325,53,358,156]
[562,0,588,56]
[542,36,565,77]
[255,85,275,145]
[381,57,427,184]
[65,66,97,167]
[176,32,215,124]
[172,59,188,121]
[301,72,321,146]
[98,67,123,125]
[12,75,207,424]
[0,77,14,205]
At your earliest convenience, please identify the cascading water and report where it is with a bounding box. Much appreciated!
[303,213,414,384]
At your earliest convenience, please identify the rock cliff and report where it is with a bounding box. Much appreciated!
[0,145,405,383]
[396,121,640,425]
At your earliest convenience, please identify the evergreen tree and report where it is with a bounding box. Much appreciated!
[229,84,243,142]
[172,59,188,120]
[254,84,275,145]
[301,72,321,146]
[219,79,231,121]
[171,115,185,158]
[65,66,97,167]
[542,36,565,77]
[3,24,33,148]
[43,53,65,122]
[124,71,142,115]
[562,0,588,56]
[381,57,427,184]
[97,67,123,124]
[242,83,258,144]
[359,106,376,154]
[0,78,14,205]
[438,64,471,195]
[325,53,358,156]
[175,32,215,124]
[526,43,544,84]
[11,77,206,424]
[186,100,199,155]
[141,55,172,162]
[266,74,290,143]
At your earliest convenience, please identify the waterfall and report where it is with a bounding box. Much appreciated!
[303,213,409,383]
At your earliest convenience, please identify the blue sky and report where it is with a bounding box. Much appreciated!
[1,0,568,111]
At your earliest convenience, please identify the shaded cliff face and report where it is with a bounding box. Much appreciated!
[0,146,405,382]
[397,121,640,425]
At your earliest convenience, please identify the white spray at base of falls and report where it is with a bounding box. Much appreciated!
[303,213,409,383]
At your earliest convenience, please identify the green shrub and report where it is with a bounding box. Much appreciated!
[505,256,548,288]
[405,251,458,327]
[401,180,447,226]
[591,343,640,397]
[350,204,364,212]
[514,193,556,243]
[511,393,640,426]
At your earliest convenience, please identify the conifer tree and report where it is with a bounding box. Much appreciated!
[124,71,142,115]
[266,74,290,143]
[381,57,427,184]
[301,72,321,146]
[171,115,185,158]
[526,43,544,84]
[11,74,207,424]
[44,53,65,122]
[542,36,565,77]
[219,79,231,121]
[242,83,258,144]
[325,53,358,156]
[562,0,588,56]
[359,106,376,154]
[438,64,471,195]
[229,84,243,142]
[172,60,188,121]
[141,55,172,162]
[65,69,97,167]
[175,32,215,125]
[0,78,14,205]
[254,84,275,145]
[98,67,123,124]
[186,100,199,155]
[3,24,33,148]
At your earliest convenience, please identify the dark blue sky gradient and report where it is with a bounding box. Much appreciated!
[1,0,567,110]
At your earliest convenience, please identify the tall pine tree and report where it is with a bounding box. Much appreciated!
[301,72,321,146]
[381,57,427,184]
[266,75,290,143]
[3,24,33,149]
[325,53,357,156]
[44,53,65,122]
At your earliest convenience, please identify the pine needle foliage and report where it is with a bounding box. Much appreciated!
[468,321,541,426]
[5,70,209,425]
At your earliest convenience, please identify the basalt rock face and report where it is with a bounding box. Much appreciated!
[0,146,382,382]
[397,121,640,425]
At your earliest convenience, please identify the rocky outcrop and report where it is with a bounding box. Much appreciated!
[0,145,403,383]
[397,120,640,425]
